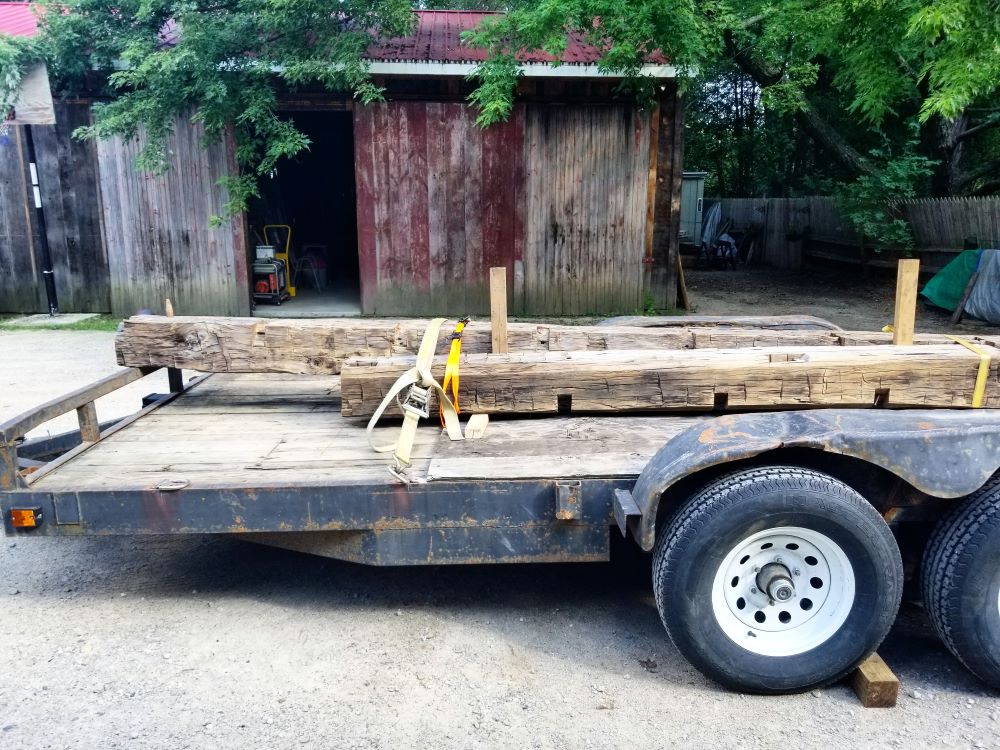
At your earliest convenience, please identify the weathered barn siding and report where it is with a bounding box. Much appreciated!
[354,100,652,316]
[649,83,685,309]
[0,103,110,313]
[354,100,523,315]
[96,117,249,317]
[523,104,651,315]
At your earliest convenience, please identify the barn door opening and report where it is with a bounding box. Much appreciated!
[247,110,360,316]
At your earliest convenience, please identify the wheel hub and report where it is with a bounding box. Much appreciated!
[756,562,795,602]
[712,526,856,656]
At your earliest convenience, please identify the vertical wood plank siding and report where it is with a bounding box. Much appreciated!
[354,101,523,315]
[354,100,651,316]
[96,117,249,318]
[648,83,685,310]
[0,103,110,312]
[523,104,651,315]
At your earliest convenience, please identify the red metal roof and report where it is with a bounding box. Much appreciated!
[367,10,632,65]
[0,2,37,38]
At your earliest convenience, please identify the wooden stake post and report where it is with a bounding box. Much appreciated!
[490,267,509,354]
[893,259,920,345]
[164,298,184,393]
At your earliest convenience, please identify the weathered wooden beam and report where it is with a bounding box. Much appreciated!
[598,314,842,330]
[116,316,862,375]
[852,653,899,708]
[116,316,1000,380]
[340,344,1000,418]
[837,331,1000,348]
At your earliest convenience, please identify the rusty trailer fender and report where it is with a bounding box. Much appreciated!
[624,409,1000,552]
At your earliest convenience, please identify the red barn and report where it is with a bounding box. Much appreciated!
[1,9,685,317]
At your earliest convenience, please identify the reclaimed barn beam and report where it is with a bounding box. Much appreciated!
[116,316,1000,377]
[339,345,1000,418]
[115,316,862,375]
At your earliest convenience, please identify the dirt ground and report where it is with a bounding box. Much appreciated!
[2,282,999,749]
[685,266,1000,334]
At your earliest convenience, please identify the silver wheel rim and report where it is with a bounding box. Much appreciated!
[711,526,856,657]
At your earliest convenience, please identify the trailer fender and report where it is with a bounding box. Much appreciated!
[629,409,1000,551]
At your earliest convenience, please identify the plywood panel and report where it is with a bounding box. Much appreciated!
[96,115,249,318]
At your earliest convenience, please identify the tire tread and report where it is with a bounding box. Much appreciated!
[921,474,1000,686]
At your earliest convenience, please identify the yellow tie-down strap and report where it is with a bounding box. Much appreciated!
[946,335,991,408]
[440,318,468,426]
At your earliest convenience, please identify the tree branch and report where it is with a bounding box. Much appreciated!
[724,30,782,86]
[972,180,1000,196]
[956,157,1000,192]
[955,114,1000,142]
[725,31,875,176]
[793,102,876,175]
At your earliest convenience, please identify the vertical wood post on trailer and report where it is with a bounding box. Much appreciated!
[893,260,920,345]
[490,267,508,354]
[164,298,184,392]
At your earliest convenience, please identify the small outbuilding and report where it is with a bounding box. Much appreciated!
[1,9,686,317]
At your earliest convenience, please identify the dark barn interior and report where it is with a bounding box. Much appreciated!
[248,110,361,316]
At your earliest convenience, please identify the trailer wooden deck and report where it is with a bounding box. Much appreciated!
[27,373,701,493]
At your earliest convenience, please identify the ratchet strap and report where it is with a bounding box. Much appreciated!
[440,318,468,426]
[365,318,464,481]
[946,335,991,408]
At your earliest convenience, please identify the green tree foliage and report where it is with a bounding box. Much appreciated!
[2,0,998,237]
[5,0,417,213]
[467,1,1000,247]
[0,29,35,123]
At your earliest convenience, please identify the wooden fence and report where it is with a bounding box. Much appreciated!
[897,197,1000,249]
[710,196,1000,271]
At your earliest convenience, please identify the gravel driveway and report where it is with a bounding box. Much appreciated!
[1,326,998,749]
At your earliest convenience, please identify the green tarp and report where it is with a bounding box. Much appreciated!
[920,249,982,312]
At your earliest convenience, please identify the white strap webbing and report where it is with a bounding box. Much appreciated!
[365,319,463,474]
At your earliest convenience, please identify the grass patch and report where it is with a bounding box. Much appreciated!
[0,315,122,332]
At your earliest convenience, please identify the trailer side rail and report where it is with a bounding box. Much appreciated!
[0,365,200,490]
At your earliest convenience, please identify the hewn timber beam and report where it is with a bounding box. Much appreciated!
[115,316,1000,378]
[340,345,1000,418]
[115,316,852,375]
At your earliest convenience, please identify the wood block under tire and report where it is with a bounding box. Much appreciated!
[851,653,899,708]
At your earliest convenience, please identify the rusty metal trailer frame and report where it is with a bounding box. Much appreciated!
[2,367,1000,567]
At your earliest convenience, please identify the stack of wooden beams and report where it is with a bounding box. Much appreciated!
[115,315,1000,418]
[339,345,1000,417]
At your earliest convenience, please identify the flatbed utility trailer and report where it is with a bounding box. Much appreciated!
[2,366,1000,696]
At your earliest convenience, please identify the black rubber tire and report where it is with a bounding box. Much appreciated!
[652,466,903,694]
[921,475,1000,689]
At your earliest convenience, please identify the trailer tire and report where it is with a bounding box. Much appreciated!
[652,466,903,694]
[921,475,1000,689]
